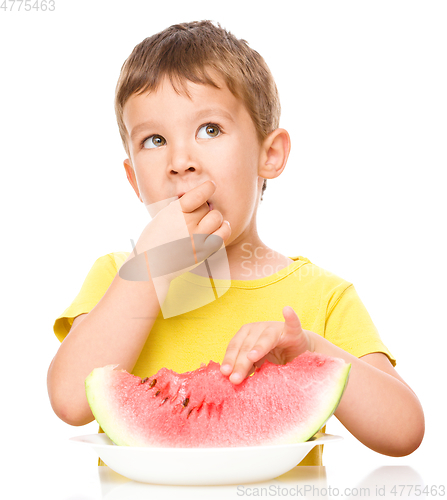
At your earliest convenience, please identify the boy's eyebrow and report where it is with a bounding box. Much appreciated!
[194,108,235,123]
[130,108,235,141]
[130,121,157,141]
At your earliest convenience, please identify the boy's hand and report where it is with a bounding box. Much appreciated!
[220,306,315,384]
[121,180,231,282]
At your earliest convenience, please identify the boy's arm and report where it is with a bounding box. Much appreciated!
[47,270,171,426]
[312,336,424,457]
[47,180,231,426]
[221,306,424,457]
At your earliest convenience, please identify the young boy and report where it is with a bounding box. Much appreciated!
[48,20,424,466]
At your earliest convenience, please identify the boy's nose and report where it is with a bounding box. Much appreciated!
[170,165,196,175]
[168,146,199,176]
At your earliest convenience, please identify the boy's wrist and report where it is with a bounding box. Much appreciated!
[120,247,202,285]
[310,331,359,366]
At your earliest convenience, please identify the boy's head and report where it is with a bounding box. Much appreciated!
[115,20,283,201]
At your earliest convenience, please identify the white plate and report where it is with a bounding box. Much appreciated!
[70,433,342,485]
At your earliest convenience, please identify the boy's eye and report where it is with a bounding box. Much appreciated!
[197,124,221,139]
[143,135,166,149]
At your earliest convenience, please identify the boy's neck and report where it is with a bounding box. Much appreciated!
[191,233,293,281]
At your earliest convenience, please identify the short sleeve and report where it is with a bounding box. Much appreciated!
[53,252,128,342]
[324,284,396,366]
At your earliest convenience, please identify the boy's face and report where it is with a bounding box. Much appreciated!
[122,75,268,241]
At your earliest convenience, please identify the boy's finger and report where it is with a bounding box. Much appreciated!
[196,207,223,235]
[220,325,260,375]
[227,330,277,384]
[245,325,280,362]
[221,343,254,378]
[282,306,302,333]
[211,218,231,243]
[228,354,258,384]
[220,345,239,375]
[179,180,216,213]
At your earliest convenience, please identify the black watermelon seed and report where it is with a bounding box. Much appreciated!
[149,379,157,388]
[162,397,169,404]
[155,390,161,396]
[182,398,190,407]
[141,377,149,384]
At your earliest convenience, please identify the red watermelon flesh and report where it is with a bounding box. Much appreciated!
[85,351,350,448]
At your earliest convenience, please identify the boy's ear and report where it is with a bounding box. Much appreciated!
[258,128,291,180]
[123,159,143,203]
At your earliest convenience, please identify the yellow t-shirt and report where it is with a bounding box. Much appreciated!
[53,252,395,466]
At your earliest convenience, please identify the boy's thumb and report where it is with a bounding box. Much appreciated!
[282,306,302,332]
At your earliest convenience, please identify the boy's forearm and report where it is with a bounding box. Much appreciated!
[47,268,170,426]
[311,332,424,456]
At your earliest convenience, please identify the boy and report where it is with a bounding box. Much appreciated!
[48,21,424,465]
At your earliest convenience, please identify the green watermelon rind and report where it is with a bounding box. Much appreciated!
[258,361,351,446]
[85,366,130,447]
[300,362,351,443]
[85,360,351,448]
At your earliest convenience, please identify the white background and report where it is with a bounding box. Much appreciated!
[1,0,446,497]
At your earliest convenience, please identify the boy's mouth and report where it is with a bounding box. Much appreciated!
[176,192,213,211]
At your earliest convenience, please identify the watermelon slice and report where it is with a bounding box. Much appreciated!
[85,351,350,448]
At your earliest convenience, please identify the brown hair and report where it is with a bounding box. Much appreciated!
[115,20,281,201]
